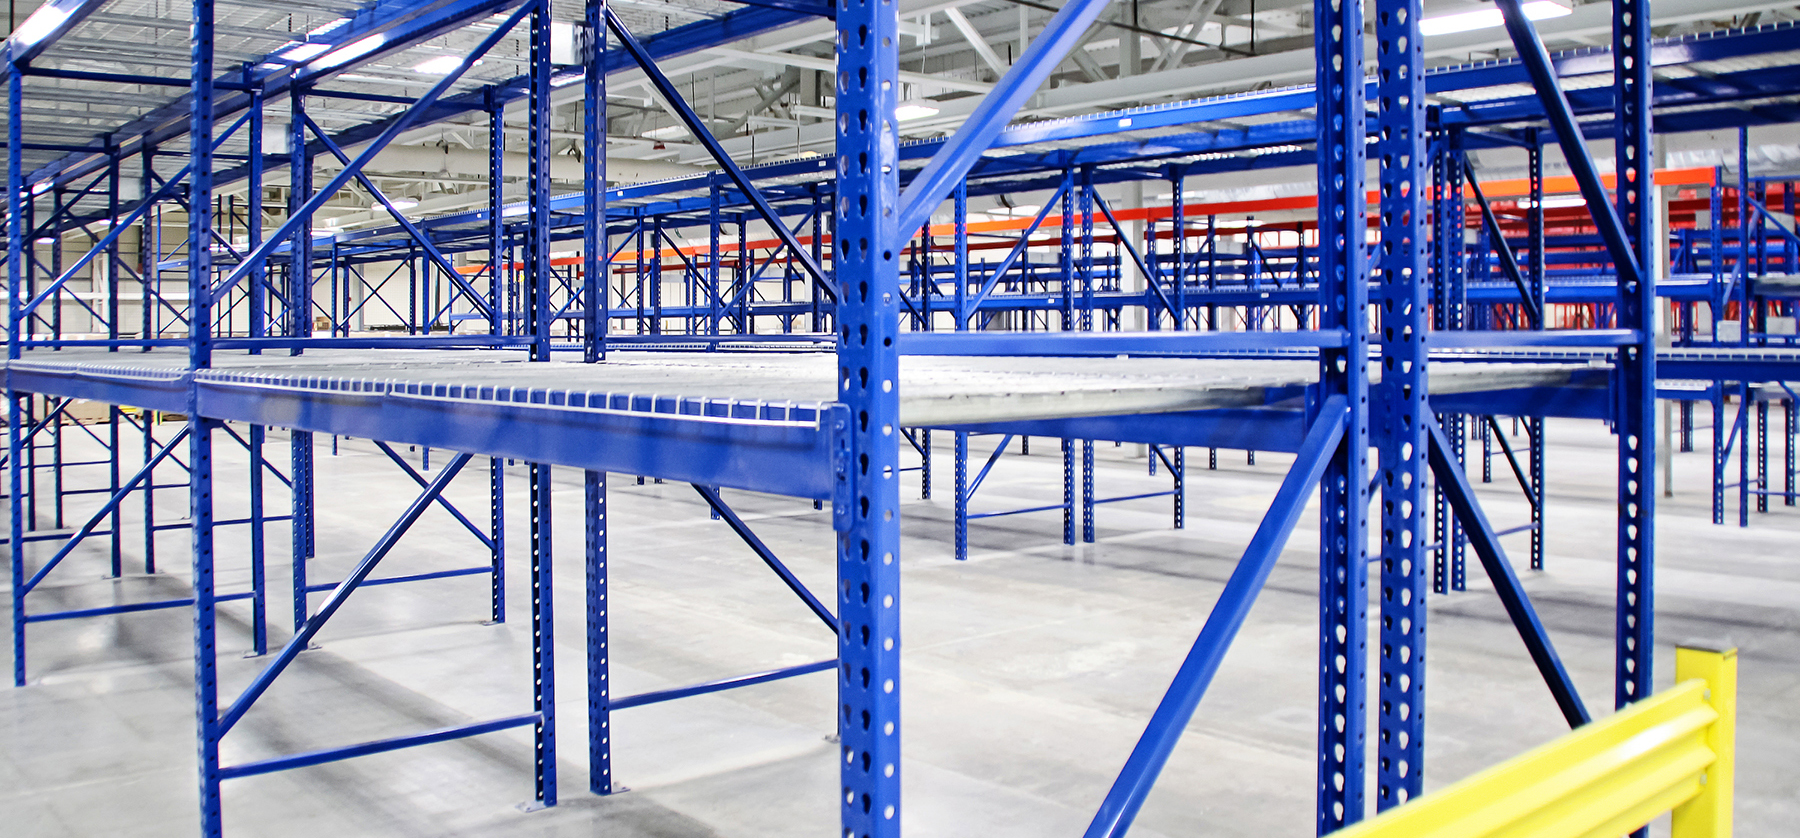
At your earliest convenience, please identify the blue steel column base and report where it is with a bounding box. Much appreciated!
[1172,447,1184,530]
[248,423,267,657]
[291,429,314,633]
[919,429,931,500]
[1081,439,1095,543]
[529,461,556,808]
[954,431,968,561]
[9,389,24,688]
[586,469,611,795]
[1530,417,1546,570]
[490,457,506,624]
[1062,438,1075,546]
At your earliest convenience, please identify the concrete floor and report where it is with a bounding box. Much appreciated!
[1,414,1796,836]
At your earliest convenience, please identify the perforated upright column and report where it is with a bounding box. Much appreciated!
[1314,0,1371,827]
[586,469,609,794]
[1613,0,1657,716]
[1374,0,1429,809]
[188,0,222,831]
[834,0,902,828]
[530,462,556,807]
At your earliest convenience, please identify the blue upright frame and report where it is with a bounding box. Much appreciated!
[5,0,1791,833]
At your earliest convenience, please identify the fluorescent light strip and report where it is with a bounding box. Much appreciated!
[895,103,939,121]
[279,42,331,62]
[1419,1,1569,36]
[14,5,72,47]
[316,33,387,70]
[412,54,465,75]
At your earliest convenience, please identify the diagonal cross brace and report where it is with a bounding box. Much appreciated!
[22,425,191,595]
[302,114,494,319]
[1092,190,1181,320]
[1749,198,1800,248]
[692,484,837,633]
[1485,416,1538,512]
[374,441,495,550]
[966,433,1015,499]
[961,186,1068,323]
[895,0,1115,249]
[211,2,534,302]
[1083,396,1348,838]
[1465,160,1543,329]
[1493,0,1642,290]
[604,7,836,303]
[19,110,250,321]
[1427,414,1589,728]
[219,452,474,736]
[217,422,293,487]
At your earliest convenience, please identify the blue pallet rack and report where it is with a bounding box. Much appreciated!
[6,0,1800,836]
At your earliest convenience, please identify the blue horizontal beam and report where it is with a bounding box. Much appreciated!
[304,565,493,593]
[1092,491,1177,506]
[932,408,1308,453]
[195,377,844,500]
[610,658,835,711]
[2,359,844,499]
[6,362,190,412]
[213,336,535,351]
[599,334,836,349]
[899,330,1349,356]
[219,713,542,780]
[1659,353,1800,381]
[968,502,1066,520]
[20,67,248,89]
[1429,385,1609,420]
[0,528,115,545]
[713,0,832,17]
[1441,62,1800,129]
[23,590,255,623]
[1429,329,1641,349]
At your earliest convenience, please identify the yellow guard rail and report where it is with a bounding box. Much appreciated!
[1332,645,1737,838]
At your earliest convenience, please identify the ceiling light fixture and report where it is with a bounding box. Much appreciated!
[377,198,420,211]
[412,54,466,75]
[895,102,940,121]
[307,17,350,36]
[14,5,72,47]
[279,42,332,62]
[1419,1,1569,36]
[316,33,387,70]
